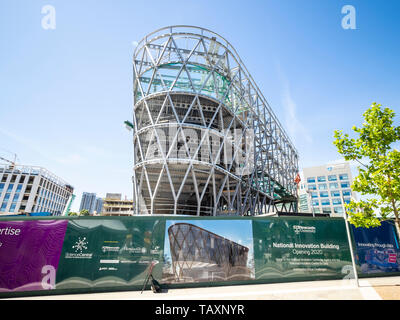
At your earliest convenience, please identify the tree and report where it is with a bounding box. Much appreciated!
[68,211,78,216]
[333,103,400,233]
[80,209,90,216]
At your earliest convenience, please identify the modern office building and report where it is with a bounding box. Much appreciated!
[101,193,133,216]
[79,192,97,213]
[94,197,103,214]
[79,192,104,214]
[0,164,74,216]
[298,162,356,217]
[132,26,299,216]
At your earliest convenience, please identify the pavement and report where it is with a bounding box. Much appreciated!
[5,276,400,300]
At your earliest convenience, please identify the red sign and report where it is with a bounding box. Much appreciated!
[388,253,397,263]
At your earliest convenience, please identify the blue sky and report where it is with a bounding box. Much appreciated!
[0,0,399,211]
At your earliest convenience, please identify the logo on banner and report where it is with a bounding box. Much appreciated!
[293,225,316,234]
[65,236,93,259]
[72,237,88,253]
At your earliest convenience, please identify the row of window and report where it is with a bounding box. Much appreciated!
[307,174,348,184]
[307,182,350,190]
[313,206,344,214]
[312,198,350,206]
[310,190,351,198]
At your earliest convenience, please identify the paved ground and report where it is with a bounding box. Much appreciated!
[5,276,400,300]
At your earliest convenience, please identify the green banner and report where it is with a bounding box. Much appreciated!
[253,218,352,280]
[55,217,165,289]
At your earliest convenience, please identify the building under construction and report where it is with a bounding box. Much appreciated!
[132,26,299,216]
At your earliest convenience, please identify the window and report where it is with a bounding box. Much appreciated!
[322,207,332,214]
[312,200,319,206]
[317,176,326,182]
[308,184,317,190]
[342,189,351,197]
[1,202,7,211]
[321,199,330,206]
[12,193,20,202]
[319,191,329,198]
[7,184,14,192]
[331,190,341,197]
[341,182,350,188]
[334,207,344,214]
[343,198,351,204]
[318,184,328,190]
[311,192,318,198]
[332,198,342,205]
[314,207,321,213]
[329,182,339,189]
[10,203,16,212]
[328,175,337,181]
[16,184,23,191]
[307,177,316,183]
[339,174,349,181]
[0,183,4,193]
[3,193,10,201]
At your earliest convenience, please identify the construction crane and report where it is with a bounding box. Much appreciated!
[0,151,17,169]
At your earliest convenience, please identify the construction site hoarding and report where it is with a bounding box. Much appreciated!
[0,216,399,297]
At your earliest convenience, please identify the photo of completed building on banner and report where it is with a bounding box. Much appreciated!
[132,26,299,216]
[163,222,254,283]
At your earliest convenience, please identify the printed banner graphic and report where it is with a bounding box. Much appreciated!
[1,217,400,296]
[253,218,352,280]
[55,218,165,289]
[352,221,400,273]
[162,219,255,283]
[0,220,68,292]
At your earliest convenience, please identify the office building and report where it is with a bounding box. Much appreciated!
[94,197,103,214]
[0,164,74,216]
[79,192,97,213]
[298,162,356,217]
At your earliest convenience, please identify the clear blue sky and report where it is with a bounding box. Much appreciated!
[0,0,399,211]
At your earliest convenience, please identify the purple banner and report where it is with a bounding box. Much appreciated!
[0,220,68,292]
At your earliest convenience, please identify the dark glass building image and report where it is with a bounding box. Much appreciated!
[163,222,254,283]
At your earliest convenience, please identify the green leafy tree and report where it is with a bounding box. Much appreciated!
[68,211,78,216]
[80,209,90,216]
[333,103,400,233]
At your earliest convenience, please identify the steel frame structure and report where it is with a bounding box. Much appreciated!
[132,26,299,216]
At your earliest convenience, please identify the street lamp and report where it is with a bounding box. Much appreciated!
[124,120,134,131]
